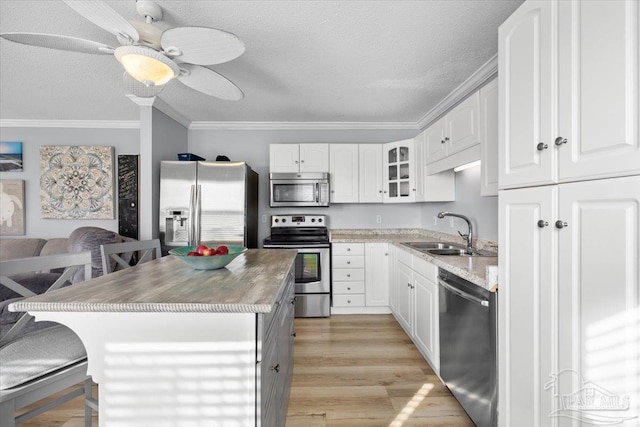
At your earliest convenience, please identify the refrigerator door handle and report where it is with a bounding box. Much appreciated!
[195,184,202,244]
[315,183,319,203]
[188,185,196,246]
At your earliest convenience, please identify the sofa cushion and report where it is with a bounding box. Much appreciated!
[0,272,65,302]
[0,239,47,261]
[68,227,122,281]
[0,325,87,390]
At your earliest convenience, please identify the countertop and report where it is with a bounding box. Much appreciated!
[330,229,498,290]
[10,249,297,314]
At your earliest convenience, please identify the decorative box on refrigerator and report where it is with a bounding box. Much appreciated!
[159,161,258,252]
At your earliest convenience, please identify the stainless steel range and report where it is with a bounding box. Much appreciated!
[263,215,330,317]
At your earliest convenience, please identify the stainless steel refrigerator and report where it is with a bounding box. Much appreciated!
[159,161,258,252]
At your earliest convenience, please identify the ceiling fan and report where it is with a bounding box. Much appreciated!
[0,0,245,100]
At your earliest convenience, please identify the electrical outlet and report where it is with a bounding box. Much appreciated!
[449,217,455,228]
[376,215,382,224]
[261,214,267,223]
[432,216,438,226]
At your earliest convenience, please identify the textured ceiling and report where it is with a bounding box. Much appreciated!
[0,0,523,125]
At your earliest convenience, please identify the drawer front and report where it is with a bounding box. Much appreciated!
[332,243,365,256]
[332,255,365,269]
[412,256,438,281]
[333,294,365,307]
[333,281,365,294]
[332,268,365,282]
[397,246,413,267]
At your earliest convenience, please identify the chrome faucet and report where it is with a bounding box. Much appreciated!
[437,211,474,249]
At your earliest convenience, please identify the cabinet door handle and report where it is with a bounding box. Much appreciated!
[555,220,568,229]
[537,220,549,228]
[271,364,280,373]
[291,297,296,305]
[554,136,567,146]
[537,142,548,151]
[292,332,297,338]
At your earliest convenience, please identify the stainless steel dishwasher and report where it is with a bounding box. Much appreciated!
[439,269,497,427]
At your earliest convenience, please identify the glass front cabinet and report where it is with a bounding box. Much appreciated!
[383,139,415,203]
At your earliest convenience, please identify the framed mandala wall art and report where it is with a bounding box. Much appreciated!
[40,145,115,219]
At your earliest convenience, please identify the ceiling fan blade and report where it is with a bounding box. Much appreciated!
[161,27,245,65]
[177,64,244,101]
[123,72,166,98]
[62,0,139,43]
[0,32,114,54]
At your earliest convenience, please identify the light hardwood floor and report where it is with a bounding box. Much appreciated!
[17,314,473,427]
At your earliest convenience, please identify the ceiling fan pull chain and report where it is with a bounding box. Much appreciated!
[164,46,182,58]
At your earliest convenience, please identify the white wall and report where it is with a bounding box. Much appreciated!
[419,164,498,241]
[0,126,139,239]
[188,129,498,244]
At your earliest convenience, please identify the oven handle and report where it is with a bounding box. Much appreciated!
[264,244,330,249]
[439,278,489,307]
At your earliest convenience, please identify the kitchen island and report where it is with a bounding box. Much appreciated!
[10,249,297,427]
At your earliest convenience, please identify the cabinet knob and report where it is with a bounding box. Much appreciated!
[347,287,351,290]
[347,261,351,264]
[407,283,411,288]
[379,190,383,193]
[555,220,568,229]
[537,142,548,151]
[445,137,450,142]
[292,332,297,338]
[347,248,351,251]
[412,188,416,192]
[537,220,549,228]
[383,190,388,194]
[347,274,351,278]
[271,364,280,373]
[441,140,446,144]
[301,159,305,163]
[347,300,351,304]
[295,160,299,164]
[554,136,567,146]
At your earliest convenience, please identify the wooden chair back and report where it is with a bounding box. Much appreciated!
[100,239,162,275]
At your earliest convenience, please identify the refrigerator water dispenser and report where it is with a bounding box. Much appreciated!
[165,211,188,244]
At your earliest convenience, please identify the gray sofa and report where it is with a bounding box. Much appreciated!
[0,227,135,336]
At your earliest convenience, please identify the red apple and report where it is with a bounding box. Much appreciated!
[196,244,208,255]
[186,251,202,256]
[216,245,229,255]
[202,247,218,256]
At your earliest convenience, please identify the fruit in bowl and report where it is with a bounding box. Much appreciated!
[169,244,247,270]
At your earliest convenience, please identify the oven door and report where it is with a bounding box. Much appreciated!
[290,247,330,294]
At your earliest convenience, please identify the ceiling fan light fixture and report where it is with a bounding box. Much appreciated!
[114,45,179,86]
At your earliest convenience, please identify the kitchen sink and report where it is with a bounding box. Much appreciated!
[401,242,495,257]
[401,241,462,251]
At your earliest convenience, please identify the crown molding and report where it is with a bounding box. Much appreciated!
[416,53,498,130]
[125,95,191,128]
[188,121,420,131]
[0,119,139,129]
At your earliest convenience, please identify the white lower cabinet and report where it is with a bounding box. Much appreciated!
[392,247,440,373]
[498,175,640,426]
[332,242,390,314]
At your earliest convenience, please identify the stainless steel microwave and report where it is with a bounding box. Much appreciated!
[269,173,330,207]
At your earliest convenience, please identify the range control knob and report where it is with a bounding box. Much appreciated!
[318,218,323,222]
[311,218,316,222]
[274,218,279,223]
[282,218,287,223]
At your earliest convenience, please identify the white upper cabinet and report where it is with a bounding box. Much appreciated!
[415,131,456,202]
[425,92,481,166]
[359,144,384,203]
[499,0,556,188]
[500,0,640,189]
[480,77,499,196]
[383,139,415,203]
[270,143,329,173]
[557,0,640,182]
[329,144,359,203]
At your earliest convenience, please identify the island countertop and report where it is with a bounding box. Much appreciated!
[10,249,297,314]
